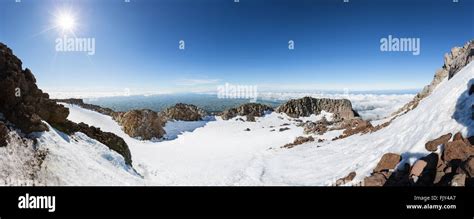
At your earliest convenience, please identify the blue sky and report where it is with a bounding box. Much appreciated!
[1,0,473,94]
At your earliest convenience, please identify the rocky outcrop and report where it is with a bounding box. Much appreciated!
[276,97,357,121]
[56,98,116,117]
[394,40,473,115]
[54,120,132,165]
[0,43,69,133]
[221,103,273,121]
[114,109,165,140]
[282,136,314,149]
[0,43,134,166]
[0,121,8,147]
[158,103,207,122]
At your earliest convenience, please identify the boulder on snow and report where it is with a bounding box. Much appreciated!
[159,103,207,122]
[443,139,474,162]
[0,121,8,147]
[410,160,427,178]
[373,153,401,173]
[363,172,388,186]
[276,97,357,121]
[425,133,452,152]
[335,171,356,186]
[114,109,166,140]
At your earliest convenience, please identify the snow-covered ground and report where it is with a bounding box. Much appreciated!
[3,63,470,186]
[62,62,472,186]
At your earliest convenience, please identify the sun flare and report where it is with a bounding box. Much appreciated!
[55,11,76,33]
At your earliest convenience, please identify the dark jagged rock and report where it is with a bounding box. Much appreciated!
[54,120,132,165]
[56,98,116,117]
[114,109,166,140]
[0,43,134,166]
[221,103,273,121]
[159,103,207,122]
[0,121,8,147]
[276,97,357,121]
[0,43,69,133]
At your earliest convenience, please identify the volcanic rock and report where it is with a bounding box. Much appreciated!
[159,103,206,122]
[276,97,357,121]
[221,103,273,120]
[54,120,132,165]
[282,136,314,149]
[0,121,8,147]
[373,153,401,173]
[335,171,356,186]
[425,133,452,152]
[114,109,166,140]
[0,43,69,133]
[443,140,474,162]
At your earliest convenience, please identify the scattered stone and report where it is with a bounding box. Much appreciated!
[269,129,275,132]
[280,123,290,126]
[425,133,452,152]
[303,120,329,135]
[363,172,388,186]
[244,128,251,131]
[373,153,401,173]
[282,136,314,149]
[279,127,290,132]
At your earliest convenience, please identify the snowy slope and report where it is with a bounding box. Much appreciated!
[241,62,473,185]
[0,123,145,186]
[63,62,473,186]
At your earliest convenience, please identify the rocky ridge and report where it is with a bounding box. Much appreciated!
[0,43,134,166]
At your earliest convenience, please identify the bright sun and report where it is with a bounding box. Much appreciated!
[56,12,76,33]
